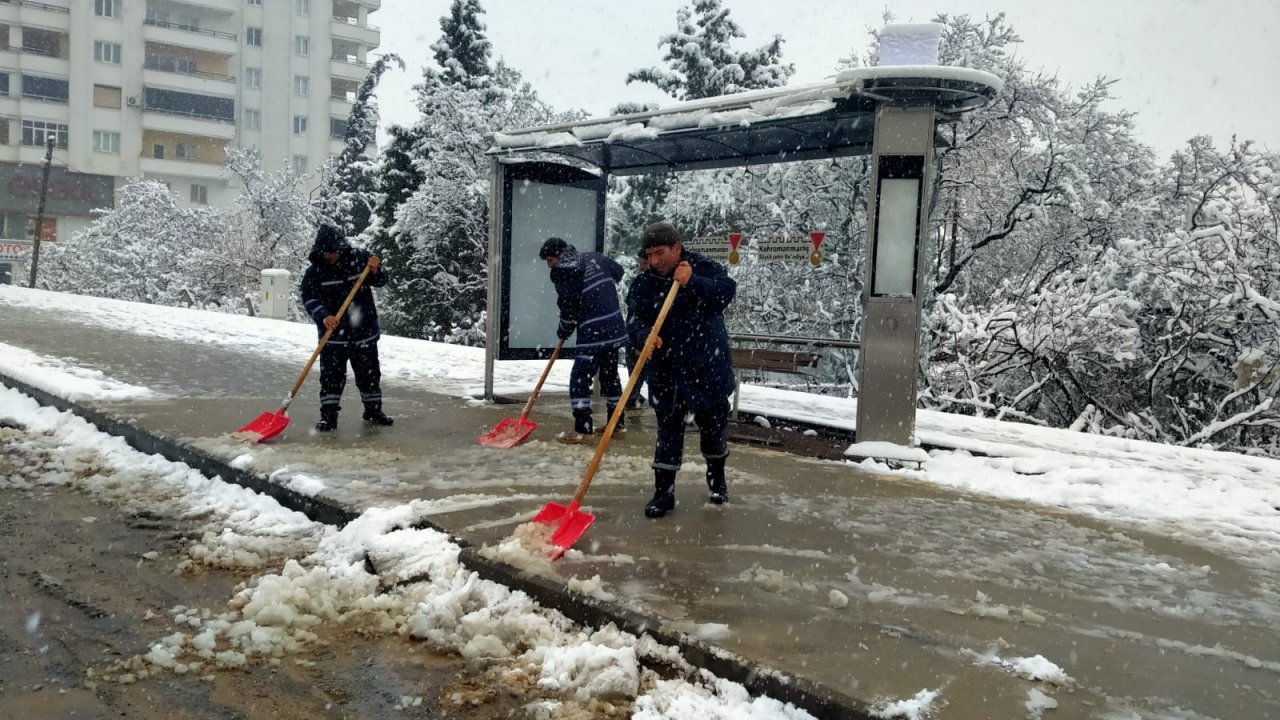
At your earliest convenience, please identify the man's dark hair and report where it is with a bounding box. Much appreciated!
[640,221,681,250]
[539,237,570,260]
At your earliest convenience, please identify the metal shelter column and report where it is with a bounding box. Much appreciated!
[483,158,505,402]
[856,106,936,445]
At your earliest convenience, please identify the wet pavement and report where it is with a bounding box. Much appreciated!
[3,306,1278,719]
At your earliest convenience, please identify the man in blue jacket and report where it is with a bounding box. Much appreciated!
[628,221,737,517]
[539,237,628,444]
[299,224,392,432]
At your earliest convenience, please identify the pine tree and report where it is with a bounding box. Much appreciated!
[325,53,403,238]
[428,0,492,90]
[626,0,794,101]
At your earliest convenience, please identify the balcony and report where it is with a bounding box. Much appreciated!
[143,47,236,95]
[331,15,379,46]
[330,55,371,82]
[3,1,69,16]
[139,156,225,179]
[142,17,237,54]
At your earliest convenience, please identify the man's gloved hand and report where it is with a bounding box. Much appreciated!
[557,327,573,340]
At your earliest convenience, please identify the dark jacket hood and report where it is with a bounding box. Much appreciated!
[308,225,352,264]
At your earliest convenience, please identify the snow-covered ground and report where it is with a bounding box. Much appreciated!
[3,285,1278,568]
[4,285,1280,718]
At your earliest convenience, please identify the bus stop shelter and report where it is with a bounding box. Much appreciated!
[482,25,1002,447]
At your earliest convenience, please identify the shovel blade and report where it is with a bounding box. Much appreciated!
[532,500,595,559]
[477,416,536,448]
[234,411,290,443]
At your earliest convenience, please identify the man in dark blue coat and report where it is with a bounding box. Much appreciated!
[629,221,736,517]
[299,224,392,432]
[539,237,628,443]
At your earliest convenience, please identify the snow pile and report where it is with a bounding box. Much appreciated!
[875,23,944,66]
[0,342,159,402]
[1,385,822,717]
[869,688,940,719]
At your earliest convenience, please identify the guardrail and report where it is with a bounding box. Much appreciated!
[144,60,235,82]
[143,18,237,41]
[331,15,379,31]
[6,1,70,13]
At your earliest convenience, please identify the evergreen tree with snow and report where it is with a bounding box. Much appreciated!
[325,53,403,238]
[626,0,794,101]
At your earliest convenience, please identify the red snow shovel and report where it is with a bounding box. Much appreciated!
[234,262,373,443]
[533,279,681,559]
[477,338,565,448]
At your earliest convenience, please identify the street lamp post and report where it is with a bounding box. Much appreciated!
[28,135,56,289]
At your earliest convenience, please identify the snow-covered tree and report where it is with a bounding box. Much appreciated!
[626,0,794,101]
[428,0,493,91]
[42,181,227,307]
[324,53,403,238]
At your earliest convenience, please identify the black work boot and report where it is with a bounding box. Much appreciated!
[644,469,677,518]
[362,403,394,426]
[315,407,339,432]
[706,457,728,505]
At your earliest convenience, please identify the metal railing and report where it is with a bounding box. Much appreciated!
[331,15,379,31]
[141,105,234,124]
[143,18,237,41]
[7,1,70,13]
[330,55,370,68]
[143,59,235,82]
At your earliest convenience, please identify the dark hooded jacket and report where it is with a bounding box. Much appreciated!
[550,245,627,350]
[627,248,736,412]
[299,226,387,346]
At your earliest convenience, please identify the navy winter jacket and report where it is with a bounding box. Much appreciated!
[627,249,736,412]
[299,239,387,346]
[550,247,627,351]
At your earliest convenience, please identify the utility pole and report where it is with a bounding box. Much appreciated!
[28,135,56,289]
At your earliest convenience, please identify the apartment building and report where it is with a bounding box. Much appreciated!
[0,0,380,284]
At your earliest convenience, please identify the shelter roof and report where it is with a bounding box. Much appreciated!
[485,66,1002,176]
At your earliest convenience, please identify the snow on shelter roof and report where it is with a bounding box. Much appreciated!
[485,66,1002,176]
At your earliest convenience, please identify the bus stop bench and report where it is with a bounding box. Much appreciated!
[730,347,821,420]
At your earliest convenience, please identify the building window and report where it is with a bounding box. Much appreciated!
[245,67,261,90]
[175,142,194,159]
[153,143,165,159]
[292,116,308,134]
[294,36,309,57]
[329,117,347,138]
[0,74,8,97]
[0,119,8,146]
[296,0,310,15]
[243,108,260,130]
[92,130,121,154]
[292,155,307,174]
[190,184,208,205]
[94,41,122,64]
[21,75,69,103]
[21,120,69,149]
[93,84,122,108]
[94,0,122,18]
[293,75,309,96]
[247,0,261,5]
[246,27,262,47]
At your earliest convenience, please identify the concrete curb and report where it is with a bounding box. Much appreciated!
[2,372,875,720]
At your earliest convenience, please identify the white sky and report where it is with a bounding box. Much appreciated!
[3,284,1280,716]
[370,0,1279,158]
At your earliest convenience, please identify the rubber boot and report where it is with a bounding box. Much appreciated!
[362,403,394,426]
[644,469,677,519]
[572,407,593,436]
[706,457,728,505]
[315,406,339,432]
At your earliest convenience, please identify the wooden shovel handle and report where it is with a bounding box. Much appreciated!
[519,338,564,420]
[570,279,681,505]
[279,262,373,413]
